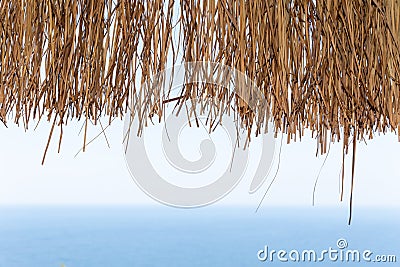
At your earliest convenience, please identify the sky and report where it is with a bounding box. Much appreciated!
[1,1,398,209]
[0,114,399,208]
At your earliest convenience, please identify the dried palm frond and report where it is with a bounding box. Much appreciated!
[1,0,399,222]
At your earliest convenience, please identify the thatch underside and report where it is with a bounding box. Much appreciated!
[1,1,400,217]
[1,0,399,146]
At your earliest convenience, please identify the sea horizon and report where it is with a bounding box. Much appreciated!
[0,205,398,267]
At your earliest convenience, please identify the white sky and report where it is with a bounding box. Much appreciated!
[2,1,398,209]
[0,117,399,208]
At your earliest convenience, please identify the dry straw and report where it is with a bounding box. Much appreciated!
[1,0,399,222]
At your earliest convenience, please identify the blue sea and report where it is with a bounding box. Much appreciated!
[0,206,398,267]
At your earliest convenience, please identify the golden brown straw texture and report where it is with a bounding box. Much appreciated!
[1,0,399,221]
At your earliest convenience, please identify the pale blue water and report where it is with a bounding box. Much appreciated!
[0,206,398,267]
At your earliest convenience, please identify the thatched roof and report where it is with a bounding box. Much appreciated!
[1,0,399,222]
